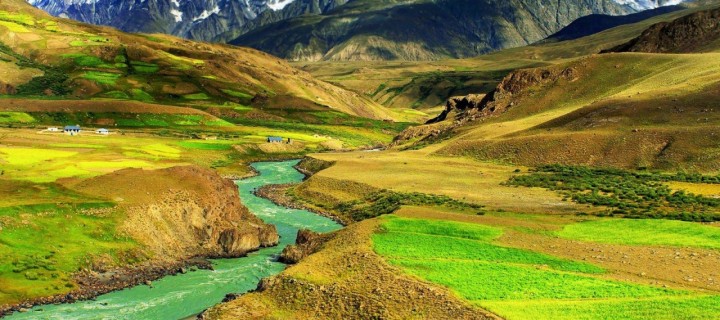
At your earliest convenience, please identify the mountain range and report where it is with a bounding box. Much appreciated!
[28,0,689,60]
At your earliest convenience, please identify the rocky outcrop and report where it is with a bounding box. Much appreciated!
[426,94,486,124]
[603,7,720,53]
[295,156,335,177]
[398,65,579,147]
[428,66,577,126]
[279,229,331,264]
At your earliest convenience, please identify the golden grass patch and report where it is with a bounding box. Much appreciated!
[666,182,720,198]
[309,151,586,214]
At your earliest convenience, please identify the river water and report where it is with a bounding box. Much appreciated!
[8,160,341,320]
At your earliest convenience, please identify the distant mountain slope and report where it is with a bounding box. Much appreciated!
[230,0,688,61]
[546,5,683,41]
[605,6,720,53]
[394,51,720,171]
[0,0,396,121]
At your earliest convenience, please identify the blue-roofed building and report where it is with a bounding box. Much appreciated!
[267,136,283,143]
[64,125,81,135]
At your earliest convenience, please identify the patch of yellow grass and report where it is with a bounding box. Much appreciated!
[0,130,187,182]
[0,146,77,165]
[123,143,181,159]
[666,182,720,198]
[310,150,586,214]
[0,21,29,32]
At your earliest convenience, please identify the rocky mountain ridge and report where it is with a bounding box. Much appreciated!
[604,6,720,53]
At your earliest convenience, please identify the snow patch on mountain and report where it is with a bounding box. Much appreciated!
[170,0,183,22]
[193,6,221,22]
[267,0,294,11]
[612,0,686,11]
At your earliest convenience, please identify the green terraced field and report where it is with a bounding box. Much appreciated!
[373,216,720,320]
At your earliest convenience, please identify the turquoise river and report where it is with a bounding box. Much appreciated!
[9,160,342,320]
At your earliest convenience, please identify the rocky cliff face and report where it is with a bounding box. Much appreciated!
[72,165,279,261]
[604,7,720,53]
[279,229,331,264]
[427,67,578,124]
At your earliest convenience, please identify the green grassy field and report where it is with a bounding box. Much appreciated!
[0,189,139,304]
[0,112,35,124]
[0,203,138,302]
[557,219,720,249]
[372,216,720,320]
[484,295,720,320]
[375,217,602,273]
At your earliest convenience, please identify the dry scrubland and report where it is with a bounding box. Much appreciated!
[305,150,585,214]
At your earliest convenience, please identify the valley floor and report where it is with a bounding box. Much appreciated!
[206,150,720,320]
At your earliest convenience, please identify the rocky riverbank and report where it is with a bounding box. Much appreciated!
[254,183,350,226]
[1,165,280,317]
[1,258,212,316]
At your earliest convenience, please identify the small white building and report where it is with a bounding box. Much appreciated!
[47,127,60,132]
[96,128,110,135]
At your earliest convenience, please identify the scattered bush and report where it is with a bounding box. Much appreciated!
[336,190,483,221]
[507,165,720,222]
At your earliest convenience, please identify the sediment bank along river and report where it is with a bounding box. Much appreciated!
[9,160,341,320]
